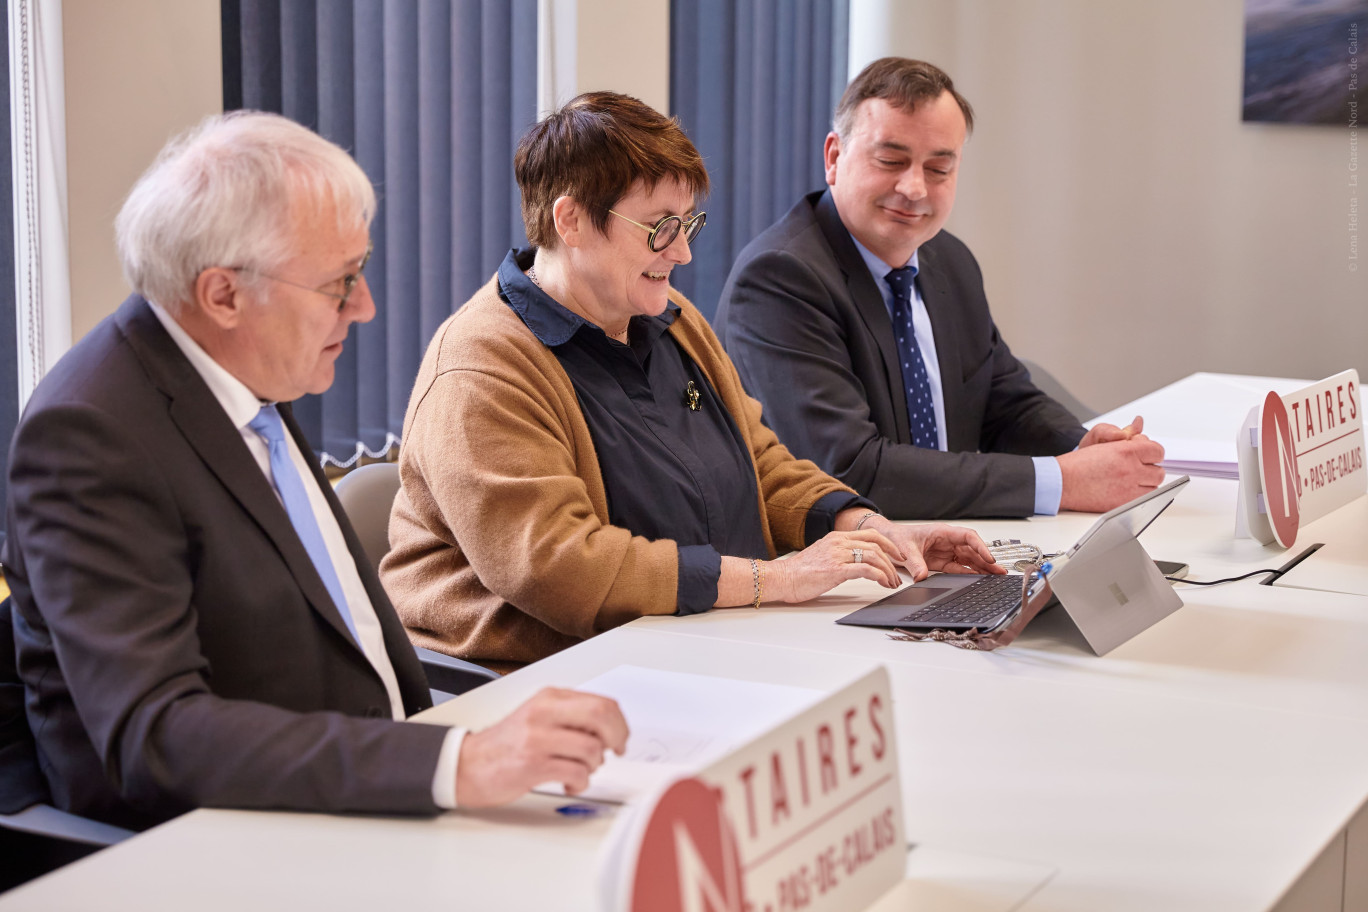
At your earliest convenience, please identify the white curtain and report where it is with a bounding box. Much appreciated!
[8,0,71,408]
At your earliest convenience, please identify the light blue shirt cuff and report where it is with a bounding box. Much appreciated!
[1032,456,1063,516]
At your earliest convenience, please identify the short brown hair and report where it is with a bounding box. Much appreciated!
[833,58,974,140]
[515,92,710,249]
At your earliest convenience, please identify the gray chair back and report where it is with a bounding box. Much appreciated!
[1019,358,1099,422]
[332,463,499,699]
[333,462,402,573]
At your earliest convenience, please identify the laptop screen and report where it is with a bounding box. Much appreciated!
[1066,476,1190,559]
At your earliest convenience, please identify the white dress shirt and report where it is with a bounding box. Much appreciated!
[149,302,464,808]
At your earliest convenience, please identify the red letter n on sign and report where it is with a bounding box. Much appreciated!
[1259,392,1302,548]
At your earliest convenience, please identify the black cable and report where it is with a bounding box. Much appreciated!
[1166,568,1282,586]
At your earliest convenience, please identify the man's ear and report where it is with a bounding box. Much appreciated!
[192,267,246,330]
[551,196,584,248]
[823,132,842,187]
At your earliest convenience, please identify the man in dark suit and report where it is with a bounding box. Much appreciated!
[716,58,1165,519]
[3,112,626,830]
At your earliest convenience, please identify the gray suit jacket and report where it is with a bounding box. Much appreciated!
[716,190,1085,519]
[3,296,448,830]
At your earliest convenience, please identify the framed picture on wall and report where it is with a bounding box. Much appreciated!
[1242,0,1364,125]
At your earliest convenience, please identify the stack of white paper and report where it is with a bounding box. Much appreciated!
[1156,438,1243,480]
[1086,373,1309,480]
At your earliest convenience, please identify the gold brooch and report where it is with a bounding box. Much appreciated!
[684,380,701,412]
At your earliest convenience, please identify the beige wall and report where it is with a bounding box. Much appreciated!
[851,0,1364,413]
[62,0,221,343]
[575,0,669,112]
[543,0,670,114]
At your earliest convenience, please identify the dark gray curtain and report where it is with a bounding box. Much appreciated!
[670,0,848,322]
[224,0,537,463]
[0,7,19,546]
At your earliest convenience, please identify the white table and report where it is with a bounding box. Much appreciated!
[11,590,1363,912]
[423,615,1368,912]
[5,375,1368,911]
[1273,493,1368,597]
[0,629,1056,912]
[614,506,1368,910]
[0,806,1055,912]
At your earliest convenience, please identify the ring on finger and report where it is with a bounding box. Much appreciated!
[852,548,863,564]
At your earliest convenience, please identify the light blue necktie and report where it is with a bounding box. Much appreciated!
[248,404,359,645]
[885,265,940,449]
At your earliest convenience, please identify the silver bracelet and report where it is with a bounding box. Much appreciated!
[854,511,879,531]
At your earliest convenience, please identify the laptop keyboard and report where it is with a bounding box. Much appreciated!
[899,574,1022,628]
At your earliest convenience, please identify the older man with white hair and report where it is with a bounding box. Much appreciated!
[2,111,626,830]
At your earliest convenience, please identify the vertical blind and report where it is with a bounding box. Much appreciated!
[223,0,537,464]
[670,0,848,322]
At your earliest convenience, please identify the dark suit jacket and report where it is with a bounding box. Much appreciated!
[0,597,47,814]
[715,190,1086,519]
[2,296,448,830]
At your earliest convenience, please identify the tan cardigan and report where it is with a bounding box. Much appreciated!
[381,276,855,671]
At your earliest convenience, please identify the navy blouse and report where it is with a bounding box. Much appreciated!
[498,249,866,613]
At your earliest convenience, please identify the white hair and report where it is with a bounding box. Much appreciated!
[115,110,376,312]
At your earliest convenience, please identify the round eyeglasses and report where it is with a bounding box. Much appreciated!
[608,209,707,253]
[230,241,373,311]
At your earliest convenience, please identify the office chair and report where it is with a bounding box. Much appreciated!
[332,462,403,573]
[1019,358,1099,422]
[332,463,499,699]
[1,596,136,891]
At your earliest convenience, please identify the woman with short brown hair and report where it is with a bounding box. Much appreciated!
[382,92,1000,671]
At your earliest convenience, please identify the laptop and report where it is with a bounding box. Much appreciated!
[836,476,1190,654]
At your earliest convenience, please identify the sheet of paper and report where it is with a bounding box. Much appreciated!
[535,665,823,804]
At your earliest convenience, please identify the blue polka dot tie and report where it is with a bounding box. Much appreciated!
[885,266,939,449]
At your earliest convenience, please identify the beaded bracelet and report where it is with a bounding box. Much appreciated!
[749,558,764,609]
[854,511,879,531]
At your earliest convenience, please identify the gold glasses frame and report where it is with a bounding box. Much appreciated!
[608,209,707,252]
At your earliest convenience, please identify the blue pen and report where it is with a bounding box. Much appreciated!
[556,803,605,817]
